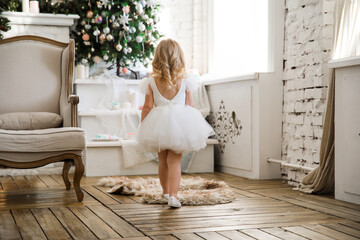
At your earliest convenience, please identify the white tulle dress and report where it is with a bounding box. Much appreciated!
[136,75,215,153]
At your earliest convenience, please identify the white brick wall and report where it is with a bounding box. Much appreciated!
[282,0,334,185]
[158,0,206,73]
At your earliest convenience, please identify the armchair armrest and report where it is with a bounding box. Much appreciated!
[68,94,79,127]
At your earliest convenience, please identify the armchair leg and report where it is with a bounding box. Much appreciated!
[73,156,84,202]
[62,161,72,190]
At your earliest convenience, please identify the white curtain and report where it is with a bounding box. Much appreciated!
[332,0,360,59]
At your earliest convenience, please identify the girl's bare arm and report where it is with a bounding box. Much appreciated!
[185,90,195,107]
[141,85,154,122]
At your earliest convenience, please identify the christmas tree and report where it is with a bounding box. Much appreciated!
[0,0,161,75]
[71,0,161,76]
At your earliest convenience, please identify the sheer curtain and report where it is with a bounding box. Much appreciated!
[297,0,360,194]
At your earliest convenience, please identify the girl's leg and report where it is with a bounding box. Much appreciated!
[158,150,169,194]
[167,150,182,197]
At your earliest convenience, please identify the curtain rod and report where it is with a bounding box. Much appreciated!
[267,158,314,172]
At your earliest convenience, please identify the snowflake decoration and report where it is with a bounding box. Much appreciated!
[119,14,130,26]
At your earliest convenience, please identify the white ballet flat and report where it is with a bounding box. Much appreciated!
[168,196,182,208]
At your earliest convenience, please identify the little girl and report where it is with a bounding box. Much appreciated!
[137,39,214,208]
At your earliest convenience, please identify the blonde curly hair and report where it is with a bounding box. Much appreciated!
[151,39,186,89]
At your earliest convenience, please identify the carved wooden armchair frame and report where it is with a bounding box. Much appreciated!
[0,36,85,201]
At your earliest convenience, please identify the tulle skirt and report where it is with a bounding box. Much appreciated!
[136,104,215,153]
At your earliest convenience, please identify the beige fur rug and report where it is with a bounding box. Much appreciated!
[97,176,236,205]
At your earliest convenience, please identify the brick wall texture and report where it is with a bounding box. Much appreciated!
[282,0,335,185]
[158,0,207,73]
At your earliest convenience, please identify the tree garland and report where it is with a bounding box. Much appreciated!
[0,0,162,75]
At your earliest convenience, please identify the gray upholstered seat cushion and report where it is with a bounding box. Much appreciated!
[0,112,63,130]
[0,127,85,152]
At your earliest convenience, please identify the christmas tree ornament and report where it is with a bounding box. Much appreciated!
[134,16,138,19]
[106,34,114,41]
[86,10,94,19]
[115,44,122,51]
[103,55,109,60]
[99,34,106,41]
[103,26,110,34]
[136,35,143,43]
[81,20,86,26]
[93,29,100,36]
[127,47,132,53]
[122,5,130,14]
[135,3,143,14]
[123,48,128,54]
[128,36,132,41]
[81,29,86,34]
[111,15,116,21]
[126,59,131,64]
[85,24,91,30]
[122,67,128,74]
[101,11,107,17]
[91,47,95,52]
[82,34,90,41]
[112,22,120,28]
[142,14,149,20]
[130,27,136,33]
[84,41,91,46]
[119,15,130,26]
[147,18,153,25]
[97,1,102,8]
[93,56,101,63]
[139,22,146,31]
[140,0,146,7]
[123,26,129,32]
[91,19,96,23]
[96,15,103,24]
[88,53,91,58]
[77,32,81,36]
[81,59,88,64]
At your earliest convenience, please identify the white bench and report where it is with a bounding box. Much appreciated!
[85,139,218,177]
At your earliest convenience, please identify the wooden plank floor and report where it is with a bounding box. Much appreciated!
[0,172,359,240]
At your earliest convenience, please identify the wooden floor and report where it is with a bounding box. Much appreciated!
[0,173,359,240]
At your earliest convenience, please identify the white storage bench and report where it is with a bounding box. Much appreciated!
[85,139,218,177]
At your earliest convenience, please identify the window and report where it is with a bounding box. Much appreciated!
[208,0,269,77]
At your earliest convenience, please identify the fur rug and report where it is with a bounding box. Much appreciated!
[97,176,236,205]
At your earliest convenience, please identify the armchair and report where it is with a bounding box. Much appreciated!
[0,35,85,201]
